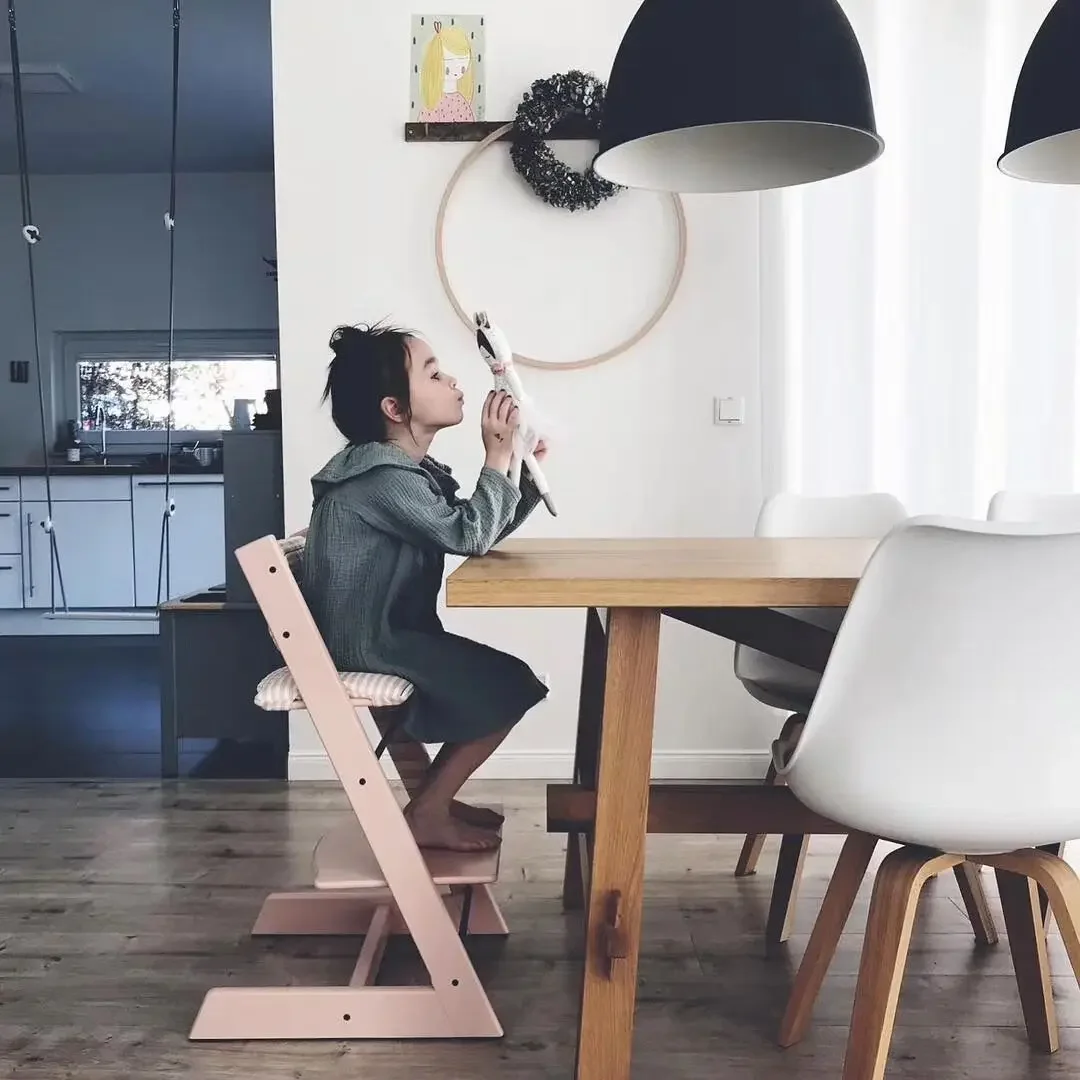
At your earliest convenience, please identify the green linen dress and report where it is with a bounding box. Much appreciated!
[301,442,548,743]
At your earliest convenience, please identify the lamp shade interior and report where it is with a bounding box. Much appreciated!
[595,120,882,194]
[594,0,882,194]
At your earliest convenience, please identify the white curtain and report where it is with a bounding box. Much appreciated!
[760,0,1080,517]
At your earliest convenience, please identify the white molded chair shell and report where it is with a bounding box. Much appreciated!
[735,493,908,711]
[781,516,1080,854]
[988,490,1080,525]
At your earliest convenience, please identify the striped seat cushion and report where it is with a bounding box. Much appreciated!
[254,666,414,711]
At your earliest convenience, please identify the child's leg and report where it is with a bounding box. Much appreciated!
[370,708,503,829]
[404,726,513,852]
[430,741,504,828]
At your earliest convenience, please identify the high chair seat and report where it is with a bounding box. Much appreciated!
[315,818,502,890]
[254,665,414,711]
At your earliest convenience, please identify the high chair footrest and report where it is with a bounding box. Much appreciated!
[314,817,502,890]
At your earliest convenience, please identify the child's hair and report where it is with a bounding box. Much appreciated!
[322,322,413,445]
[420,22,474,110]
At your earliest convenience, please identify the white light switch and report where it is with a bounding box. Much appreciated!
[713,396,745,425]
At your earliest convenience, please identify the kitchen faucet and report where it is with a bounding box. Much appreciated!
[95,404,107,465]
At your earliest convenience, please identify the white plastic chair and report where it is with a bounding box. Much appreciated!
[775,516,1080,1079]
[733,493,909,943]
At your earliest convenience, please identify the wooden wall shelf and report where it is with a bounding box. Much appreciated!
[404,117,598,143]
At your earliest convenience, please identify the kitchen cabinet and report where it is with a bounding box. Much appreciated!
[0,504,19,556]
[0,497,21,608]
[132,478,225,606]
[0,557,21,608]
[22,500,136,609]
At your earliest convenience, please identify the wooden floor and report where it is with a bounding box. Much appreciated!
[2,780,1079,1078]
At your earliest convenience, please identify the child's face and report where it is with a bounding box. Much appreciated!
[404,336,464,431]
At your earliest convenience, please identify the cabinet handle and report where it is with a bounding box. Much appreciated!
[0,512,11,518]
[136,479,223,487]
[25,513,33,597]
[0,565,13,571]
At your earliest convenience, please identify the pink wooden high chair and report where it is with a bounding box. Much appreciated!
[188,533,508,1041]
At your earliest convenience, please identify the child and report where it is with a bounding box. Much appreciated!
[302,322,549,852]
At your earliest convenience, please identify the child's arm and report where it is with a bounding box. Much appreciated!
[495,468,543,542]
[352,465,522,556]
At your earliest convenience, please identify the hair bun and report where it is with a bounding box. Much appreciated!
[329,324,367,356]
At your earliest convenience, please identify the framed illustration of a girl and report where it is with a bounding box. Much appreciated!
[410,15,485,123]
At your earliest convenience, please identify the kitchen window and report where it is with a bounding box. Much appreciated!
[59,330,280,446]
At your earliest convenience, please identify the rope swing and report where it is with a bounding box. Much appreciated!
[156,0,182,609]
[9,0,183,615]
[8,0,67,612]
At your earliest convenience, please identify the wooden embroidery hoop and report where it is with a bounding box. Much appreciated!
[434,122,688,371]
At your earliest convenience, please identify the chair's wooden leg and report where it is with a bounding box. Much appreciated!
[1037,843,1066,927]
[952,862,998,945]
[735,713,805,878]
[734,758,776,878]
[564,607,607,912]
[977,848,1080,1054]
[779,832,877,1046]
[993,867,1057,1053]
[563,834,588,911]
[997,848,1080,990]
[842,848,962,1080]
[766,833,809,945]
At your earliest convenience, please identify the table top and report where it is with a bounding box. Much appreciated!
[445,537,880,608]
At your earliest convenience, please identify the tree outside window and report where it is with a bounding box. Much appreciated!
[78,357,278,431]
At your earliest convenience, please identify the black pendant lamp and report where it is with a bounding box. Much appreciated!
[593,0,882,194]
[999,0,1080,183]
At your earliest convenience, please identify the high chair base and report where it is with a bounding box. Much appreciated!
[190,984,503,1041]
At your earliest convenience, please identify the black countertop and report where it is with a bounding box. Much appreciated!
[0,464,222,477]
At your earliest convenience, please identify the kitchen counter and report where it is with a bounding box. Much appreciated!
[0,463,222,477]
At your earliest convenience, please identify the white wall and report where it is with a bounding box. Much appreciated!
[0,172,278,464]
[270,0,775,779]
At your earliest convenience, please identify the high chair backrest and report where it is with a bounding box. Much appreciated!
[783,515,1080,853]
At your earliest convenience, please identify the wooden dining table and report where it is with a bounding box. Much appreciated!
[445,537,880,1080]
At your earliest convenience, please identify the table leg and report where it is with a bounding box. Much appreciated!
[574,607,661,1080]
[563,607,608,911]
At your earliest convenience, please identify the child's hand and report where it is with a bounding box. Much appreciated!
[482,390,518,470]
[533,439,548,462]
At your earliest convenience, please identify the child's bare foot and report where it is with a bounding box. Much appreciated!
[405,803,501,852]
[450,800,504,830]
